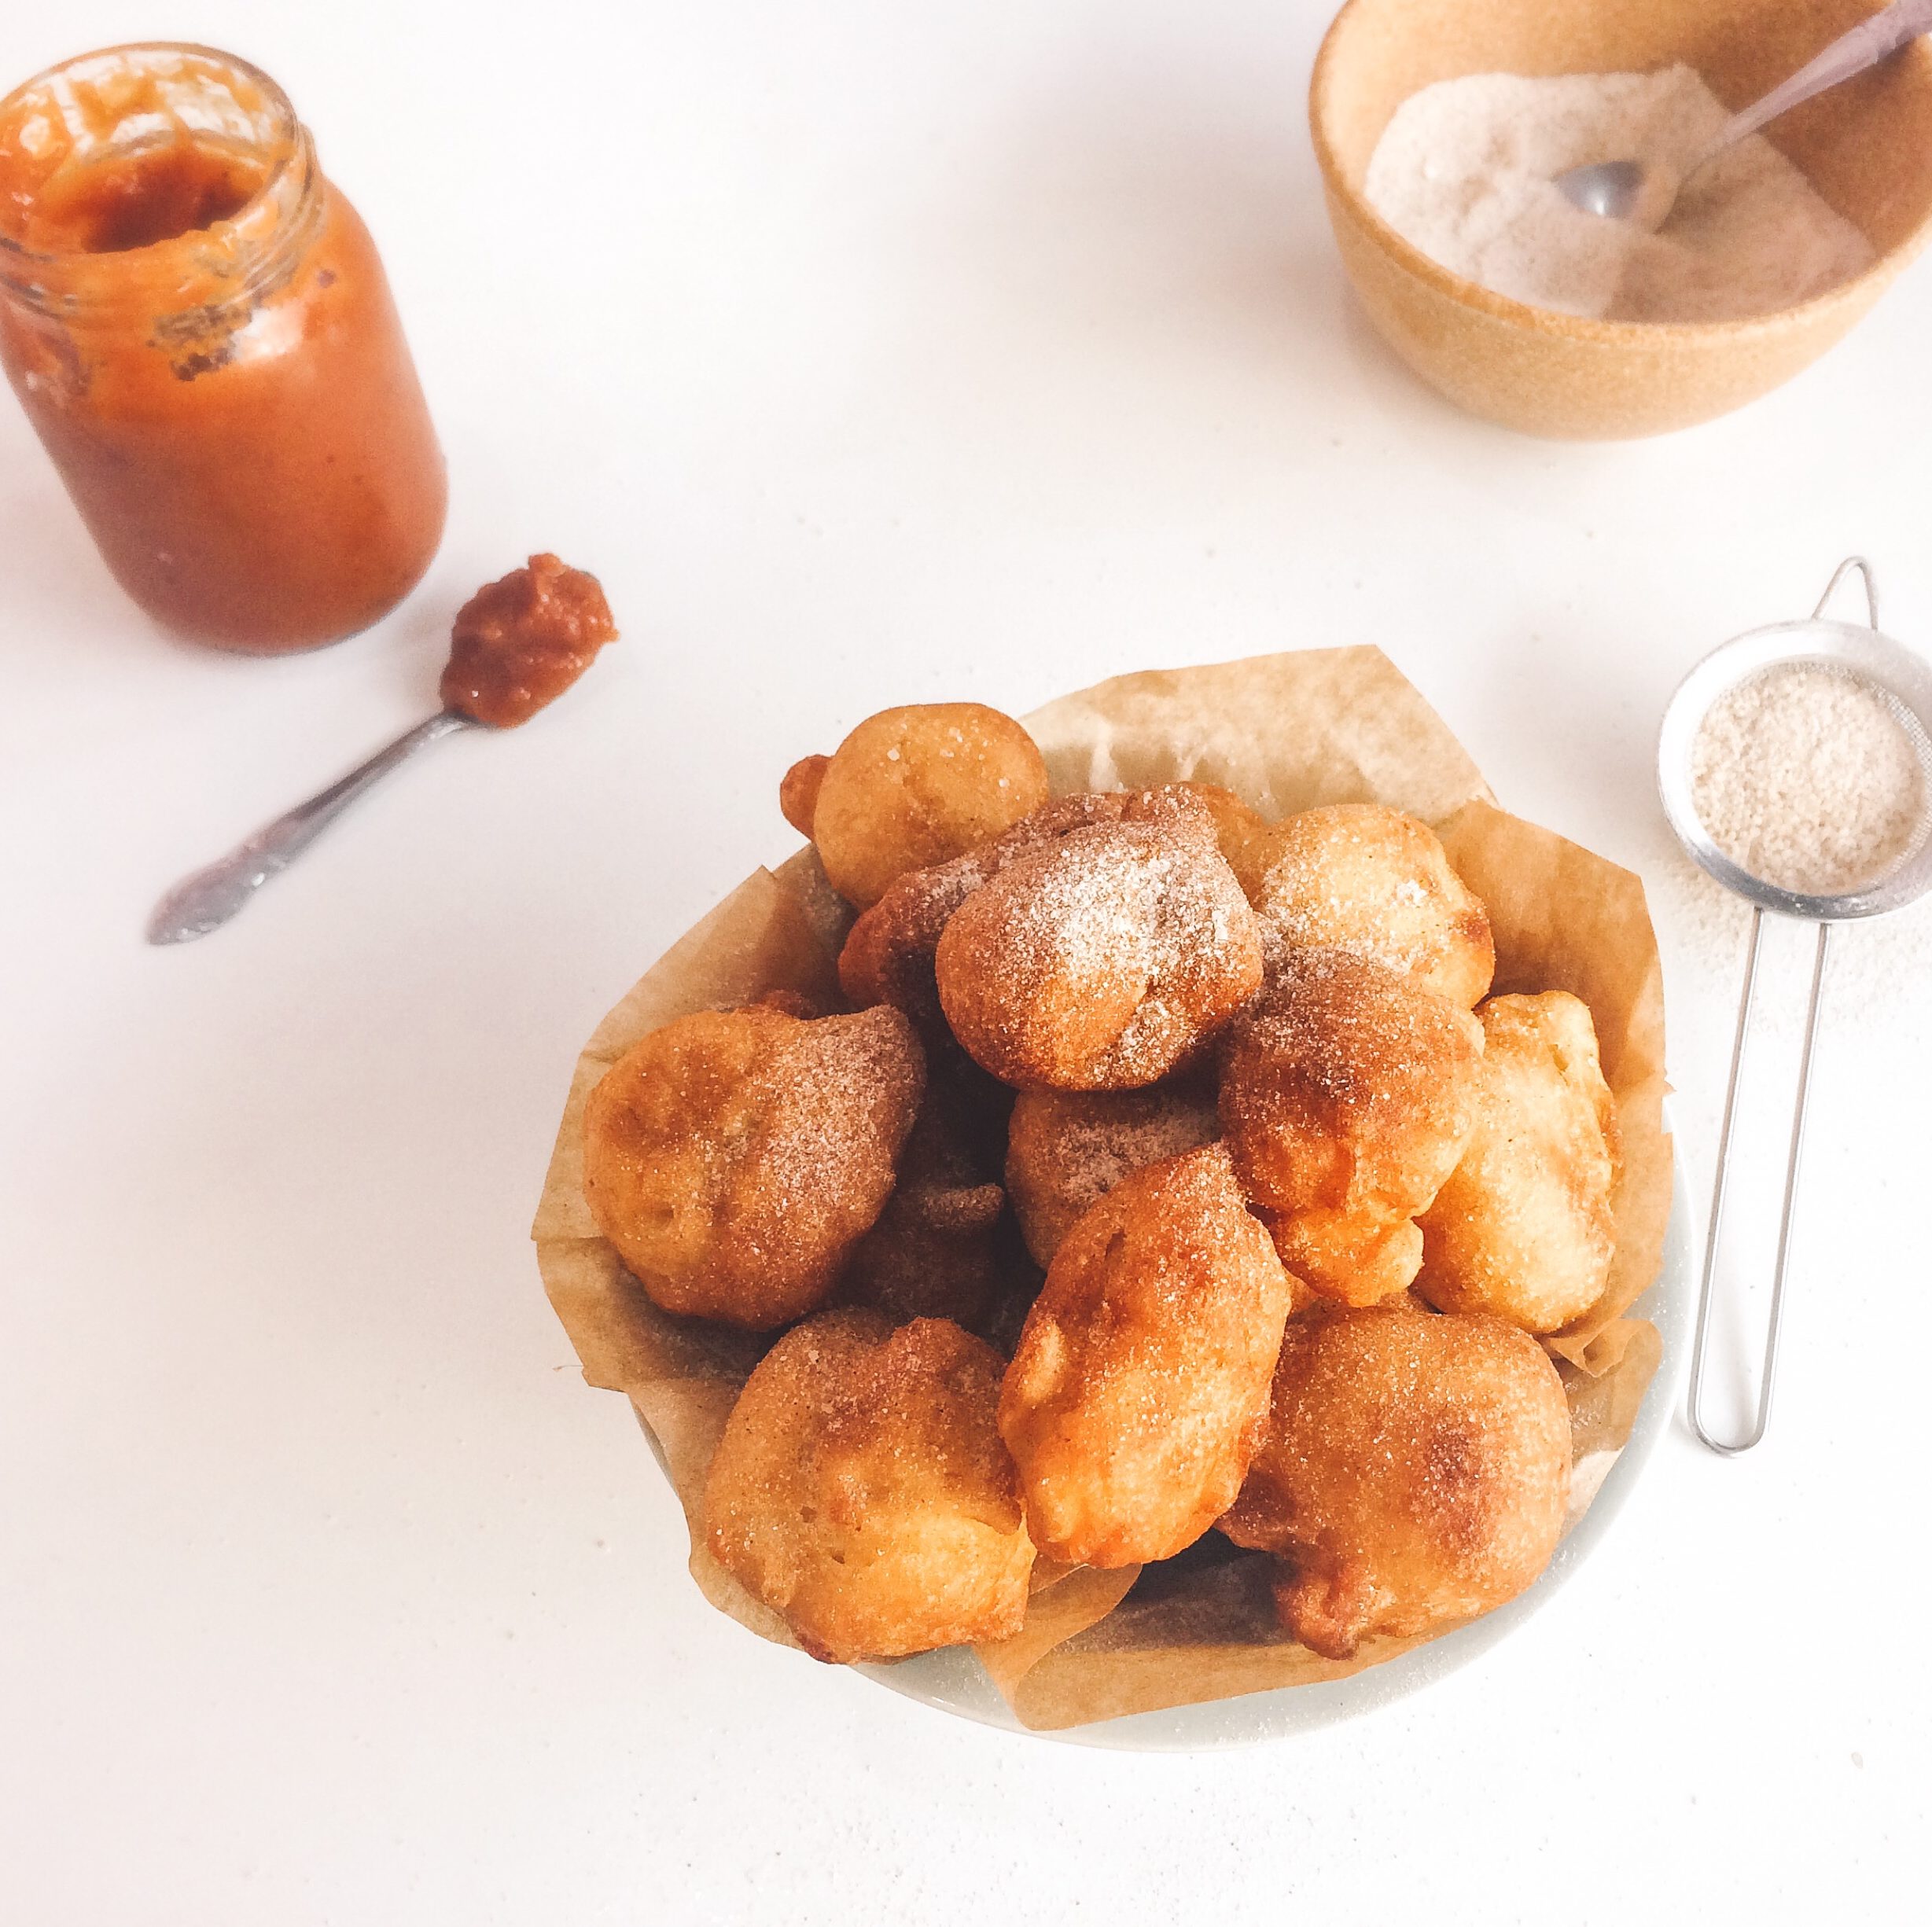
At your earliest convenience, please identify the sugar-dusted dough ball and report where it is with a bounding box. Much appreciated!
[1220,947,1484,1305]
[999,1146,1294,1567]
[705,1311,1035,1662]
[837,844,1006,1041]
[841,787,1210,1043]
[786,703,1051,909]
[1245,804,1494,1008]
[1171,780,1272,896]
[1417,991,1621,1333]
[1004,1079,1220,1267]
[1220,1302,1571,1659]
[936,806,1264,1090]
[582,1003,923,1329]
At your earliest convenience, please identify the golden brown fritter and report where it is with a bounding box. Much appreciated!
[705,1311,1035,1662]
[778,753,830,837]
[838,787,1202,1041]
[1245,804,1494,1008]
[1416,992,1621,1333]
[581,1004,923,1329]
[1172,781,1272,895]
[1004,1079,1220,1267]
[999,1146,1294,1567]
[840,1076,1011,1331]
[1220,1302,1571,1659]
[837,845,1003,1040]
[784,703,1051,909]
[747,985,829,1021]
[936,810,1264,1091]
[1220,947,1485,1305]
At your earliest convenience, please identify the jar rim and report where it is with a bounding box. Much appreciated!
[0,41,300,270]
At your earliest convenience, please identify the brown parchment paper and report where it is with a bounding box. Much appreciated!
[532,645,1671,1726]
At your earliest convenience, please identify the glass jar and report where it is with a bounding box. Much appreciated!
[0,43,447,653]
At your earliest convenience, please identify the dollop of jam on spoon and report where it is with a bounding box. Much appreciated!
[441,553,619,728]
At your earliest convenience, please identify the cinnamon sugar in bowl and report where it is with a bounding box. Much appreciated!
[1310,0,1932,437]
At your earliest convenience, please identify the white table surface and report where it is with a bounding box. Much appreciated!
[5,3,1930,1920]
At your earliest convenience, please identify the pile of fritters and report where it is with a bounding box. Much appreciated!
[581,703,1622,1667]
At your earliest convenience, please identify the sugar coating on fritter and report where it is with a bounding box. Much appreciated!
[840,786,1210,1039]
[1005,1080,1221,1267]
[1417,991,1621,1333]
[1220,1302,1571,1659]
[747,984,829,1021]
[936,810,1264,1090]
[1220,947,1485,1304]
[705,1311,1035,1662]
[840,1076,1011,1332]
[581,1003,923,1329]
[788,703,1051,910]
[1171,781,1272,895]
[838,844,1005,1039]
[999,1146,1294,1567]
[1246,804,1494,1009]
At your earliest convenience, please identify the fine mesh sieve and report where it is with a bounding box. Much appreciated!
[1658,557,1932,1454]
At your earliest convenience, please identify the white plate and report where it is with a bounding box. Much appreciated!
[844,1142,1693,1749]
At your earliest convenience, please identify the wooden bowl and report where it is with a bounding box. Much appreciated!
[1310,0,1932,437]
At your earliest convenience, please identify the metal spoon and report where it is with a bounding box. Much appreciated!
[1558,0,1932,225]
[146,708,475,944]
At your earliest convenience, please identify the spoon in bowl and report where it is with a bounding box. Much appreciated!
[1558,0,1932,226]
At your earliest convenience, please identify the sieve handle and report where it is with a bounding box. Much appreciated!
[1687,910,1834,1454]
[1812,553,1881,628]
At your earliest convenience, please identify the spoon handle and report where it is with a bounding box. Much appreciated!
[146,708,473,945]
[1709,0,1932,160]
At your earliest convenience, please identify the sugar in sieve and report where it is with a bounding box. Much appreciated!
[1658,557,1932,1454]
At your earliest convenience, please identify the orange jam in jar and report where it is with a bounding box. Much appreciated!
[0,44,447,652]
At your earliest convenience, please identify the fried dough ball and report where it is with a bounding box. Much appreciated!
[936,811,1264,1090]
[1004,1079,1220,1267]
[778,754,829,837]
[1220,1302,1571,1658]
[705,1311,1035,1662]
[1172,781,1271,895]
[1416,992,1621,1333]
[582,1004,923,1329]
[838,844,1004,1039]
[1244,804,1494,1008]
[839,787,1200,1040]
[785,704,1051,909]
[999,1146,1294,1567]
[1220,948,1484,1306]
[747,984,828,1020]
[840,1078,1010,1330]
